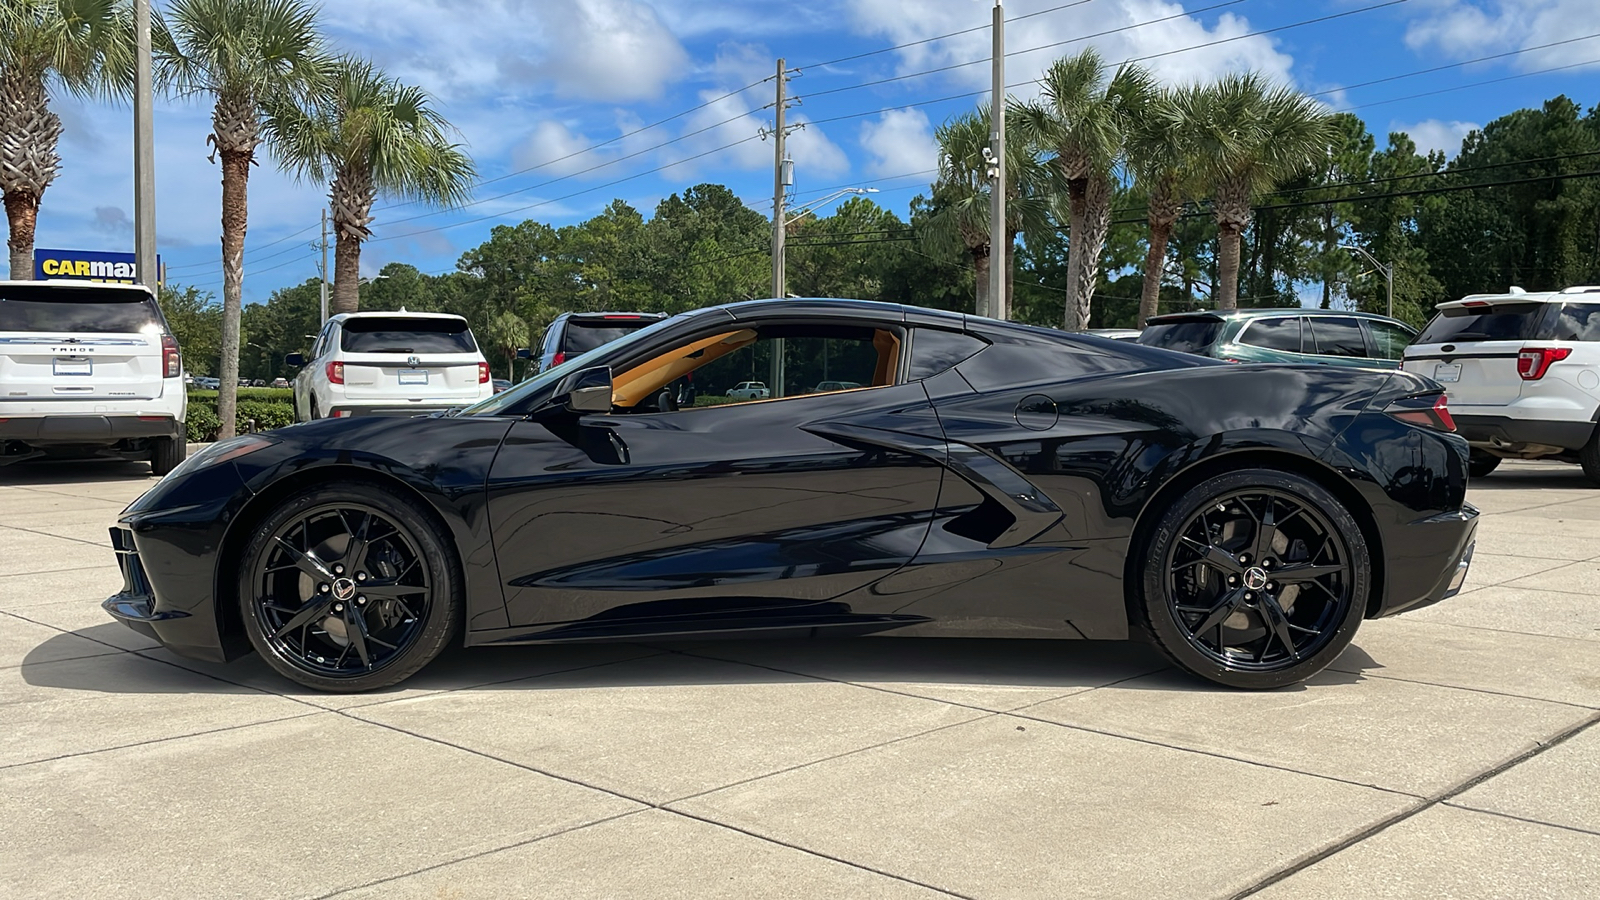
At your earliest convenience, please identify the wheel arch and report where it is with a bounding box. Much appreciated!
[213,464,464,656]
[1121,447,1387,629]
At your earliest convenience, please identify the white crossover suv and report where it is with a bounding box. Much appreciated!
[1403,285,1600,481]
[0,280,187,475]
[288,311,493,420]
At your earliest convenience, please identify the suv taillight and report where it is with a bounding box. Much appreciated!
[478,362,490,384]
[1386,394,1456,432]
[326,361,345,384]
[161,334,181,378]
[551,351,566,367]
[1517,346,1571,380]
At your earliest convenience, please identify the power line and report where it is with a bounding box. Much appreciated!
[796,0,1100,70]
[1307,31,1600,99]
[1337,56,1600,113]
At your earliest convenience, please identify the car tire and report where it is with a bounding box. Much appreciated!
[238,481,461,692]
[309,398,321,421]
[1137,468,1371,690]
[1468,452,1501,479]
[150,435,186,476]
[1580,427,1600,487]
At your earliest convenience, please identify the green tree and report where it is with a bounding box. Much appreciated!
[269,56,474,316]
[484,309,528,381]
[1,0,132,278]
[1176,73,1332,309]
[1124,87,1199,325]
[158,283,222,375]
[1014,49,1155,327]
[156,0,328,438]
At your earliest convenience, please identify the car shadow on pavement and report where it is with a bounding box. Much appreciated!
[0,458,155,486]
[1469,464,1595,490]
[20,628,1381,697]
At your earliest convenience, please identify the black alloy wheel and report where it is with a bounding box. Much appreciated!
[1139,469,1370,689]
[240,482,459,691]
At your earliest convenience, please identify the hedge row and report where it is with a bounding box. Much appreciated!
[185,389,296,442]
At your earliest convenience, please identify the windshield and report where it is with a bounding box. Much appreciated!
[341,316,476,353]
[0,286,165,333]
[461,313,682,416]
[1138,319,1223,354]
[1416,303,1548,343]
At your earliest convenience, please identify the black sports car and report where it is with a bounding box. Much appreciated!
[104,299,1478,692]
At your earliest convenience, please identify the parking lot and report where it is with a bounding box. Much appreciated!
[2,457,1597,899]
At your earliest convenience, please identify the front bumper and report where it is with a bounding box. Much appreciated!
[1371,504,1479,618]
[1452,414,1595,453]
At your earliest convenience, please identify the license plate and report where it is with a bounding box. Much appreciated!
[1433,363,1461,383]
[54,357,91,376]
[398,369,428,386]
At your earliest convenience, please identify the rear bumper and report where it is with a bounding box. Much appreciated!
[0,414,182,444]
[1452,414,1594,452]
[1371,505,1479,618]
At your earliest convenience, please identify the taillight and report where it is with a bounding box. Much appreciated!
[552,351,566,366]
[161,334,181,378]
[478,362,490,383]
[326,361,345,384]
[1517,346,1571,380]
[1386,394,1456,432]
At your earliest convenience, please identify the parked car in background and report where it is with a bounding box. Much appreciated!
[809,380,861,393]
[1139,308,1417,368]
[193,376,220,390]
[1403,285,1600,480]
[492,378,512,394]
[270,377,289,389]
[529,311,667,375]
[1085,328,1142,342]
[287,311,493,421]
[0,280,187,475]
[726,381,769,400]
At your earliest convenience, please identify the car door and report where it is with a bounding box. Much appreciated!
[1361,318,1417,369]
[1304,316,1375,367]
[484,321,948,637]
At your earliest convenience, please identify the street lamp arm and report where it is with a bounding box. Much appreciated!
[1338,244,1395,318]
[783,188,878,226]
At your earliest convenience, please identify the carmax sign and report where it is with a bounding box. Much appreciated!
[33,248,163,284]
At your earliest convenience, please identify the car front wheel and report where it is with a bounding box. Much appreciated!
[1137,468,1370,690]
[238,482,461,692]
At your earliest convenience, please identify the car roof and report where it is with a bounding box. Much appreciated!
[328,310,468,323]
[0,279,155,296]
[1146,308,1408,324]
[562,311,668,322]
[1438,286,1600,309]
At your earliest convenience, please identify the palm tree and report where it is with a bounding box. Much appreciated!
[156,0,327,440]
[1,0,132,279]
[269,57,474,316]
[1175,73,1333,309]
[1125,88,1196,326]
[921,106,1051,317]
[1014,49,1154,329]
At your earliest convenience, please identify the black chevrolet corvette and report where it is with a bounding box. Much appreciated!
[105,299,1477,692]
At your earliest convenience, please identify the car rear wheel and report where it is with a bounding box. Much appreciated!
[150,435,186,476]
[1580,427,1600,487]
[1137,468,1370,690]
[239,482,461,692]
[1468,452,1501,479]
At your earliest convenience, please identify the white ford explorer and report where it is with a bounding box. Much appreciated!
[0,280,187,475]
[288,311,493,420]
[1402,285,1600,481]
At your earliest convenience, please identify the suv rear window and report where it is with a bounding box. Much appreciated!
[1416,303,1548,343]
[0,286,164,333]
[564,319,657,354]
[341,317,476,353]
[1138,319,1222,354]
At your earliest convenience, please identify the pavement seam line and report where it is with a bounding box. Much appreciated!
[1436,802,1600,838]
[0,523,113,550]
[2,607,158,655]
[1392,618,1600,643]
[0,710,327,771]
[1226,710,1600,899]
[1319,666,1600,711]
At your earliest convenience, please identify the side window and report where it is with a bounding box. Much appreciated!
[1239,317,1303,353]
[1549,304,1600,341]
[1365,320,1416,360]
[1306,317,1367,357]
[906,328,987,380]
[311,324,332,360]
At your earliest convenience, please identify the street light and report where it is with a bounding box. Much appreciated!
[1339,244,1394,318]
[782,187,879,229]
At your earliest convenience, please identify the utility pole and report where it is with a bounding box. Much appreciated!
[769,58,791,397]
[318,208,329,324]
[987,0,1006,320]
[133,0,157,294]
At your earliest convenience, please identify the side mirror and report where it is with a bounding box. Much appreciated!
[556,365,613,413]
[285,353,305,367]
[515,348,533,360]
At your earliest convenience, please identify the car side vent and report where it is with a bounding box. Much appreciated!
[942,496,1017,544]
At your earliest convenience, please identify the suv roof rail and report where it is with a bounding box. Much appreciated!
[1560,285,1600,294]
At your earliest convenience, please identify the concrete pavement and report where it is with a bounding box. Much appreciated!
[2,458,1597,898]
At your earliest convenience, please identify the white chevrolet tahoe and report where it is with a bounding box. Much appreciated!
[1402,285,1600,482]
[288,311,493,420]
[0,280,187,475]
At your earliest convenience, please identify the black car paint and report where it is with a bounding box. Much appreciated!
[107,299,1476,665]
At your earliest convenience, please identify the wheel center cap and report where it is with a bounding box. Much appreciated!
[1243,567,1269,591]
[332,577,356,601]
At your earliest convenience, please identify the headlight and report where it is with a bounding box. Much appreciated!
[161,434,278,483]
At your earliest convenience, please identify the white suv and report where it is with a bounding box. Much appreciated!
[1403,286,1600,481]
[288,311,493,420]
[0,280,187,474]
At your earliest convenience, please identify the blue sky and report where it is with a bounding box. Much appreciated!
[32,0,1600,302]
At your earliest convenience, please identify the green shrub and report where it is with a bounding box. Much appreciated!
[186,404,221,443]
[236,399,295,432]
[187,387,292,403]
[185,392,295,441]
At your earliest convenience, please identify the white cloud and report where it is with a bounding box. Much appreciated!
[511,121,606,178]
[858,109,937,178]
[1392,118,1479,157]
[845,0,1296,97]
[1403,0,1600,72]
[668,88,850,181]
